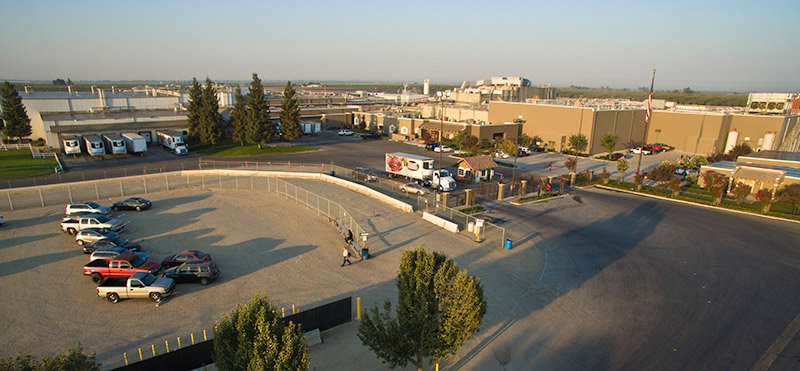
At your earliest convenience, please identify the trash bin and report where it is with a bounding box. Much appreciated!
[361,248,370,260]
[504,239,513,250]
[467,222,474,232]
[329,171,335,176]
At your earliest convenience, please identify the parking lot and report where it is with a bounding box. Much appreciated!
[2,173,800,370]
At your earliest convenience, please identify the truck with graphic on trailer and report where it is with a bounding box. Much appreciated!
[385,152,456,191]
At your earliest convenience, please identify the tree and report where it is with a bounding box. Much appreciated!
[683,87,694,94]
[599,133,618,157]
[1,82,32,143]
[186,78,203,138]
[213,292,309,371]
[730,182,752,206]
[634,172,646,191]
[245,73,273,149]
[646,160,678,183]
[197,77,224,147]
[0,343,99,371]
[567,133,588,156]
[52,78,67,86]
[465,135,479,153]
[728,143,753,160]
[452,130,470,151]
[279,81,302,146]
[517,133,533,148]
[358,246,487,371]
[616,157,630,181]
[701,171,729,205]
[564,157,577,172]
[231,86,248,146]
[755,189,775,214]
[777,184,800,215]
[600,167,610,184]
[668,177,682,198]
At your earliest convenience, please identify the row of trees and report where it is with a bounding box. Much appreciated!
[186,74,303,149]
[212,247,487,371]
[1,81,33,142]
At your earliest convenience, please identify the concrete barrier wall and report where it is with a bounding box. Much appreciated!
[181,170,414,213]
[422,211,460,233]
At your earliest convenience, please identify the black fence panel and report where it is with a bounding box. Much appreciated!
[284,296,352,333]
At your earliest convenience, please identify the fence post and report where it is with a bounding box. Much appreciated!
[165,340,170,353]
[218,173,222,189]
[165,174,170,191]
[143,176,148,194]
[120,180,124,197]
[39,189,44,207]
[202,175,205,188]
[95,182,100,200]
[251,175,254,190]
[235,176,239,190]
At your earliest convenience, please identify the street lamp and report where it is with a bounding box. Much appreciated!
[436,91,450,197]
[512,115,526,190]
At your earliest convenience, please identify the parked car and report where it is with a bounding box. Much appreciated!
[425,142,440,151]
[112,197,151,211]
[630,147,653,155]
[66,202,111,215]
[675,168,698,177]
[61,214,125,235]
[353,167,377,182]
[399,183,430,195]
[517,147,532,156]
[361,133,381,140]
[90,247,148,262]
[84,237,142,253]
[653,143,674,151]
[492,151,510,159]
[84,254,162,284]
[610,153,625,160]
[433,145,453,153]
[646,144,663,153]
[163,260,220,286]
[76,228,120,246]
[338,129,354,136]
[161,250,212,268]
[96,272,175,304]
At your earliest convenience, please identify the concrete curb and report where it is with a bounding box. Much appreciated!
[594,185,800,225]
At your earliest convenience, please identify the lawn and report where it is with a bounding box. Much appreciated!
[0,149,58,180]
[195,143,319,156]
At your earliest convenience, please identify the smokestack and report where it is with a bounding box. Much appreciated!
[98,89,106,107]
[424,79,430,96]
[68,85,73,94]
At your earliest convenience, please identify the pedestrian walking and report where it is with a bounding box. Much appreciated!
[548,162,552,171]
[341,246,352,266]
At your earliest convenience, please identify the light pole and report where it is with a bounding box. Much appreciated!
[512,115,526,190]
[436,91,450,197]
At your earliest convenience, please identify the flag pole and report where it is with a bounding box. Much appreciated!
[635,68,656,176]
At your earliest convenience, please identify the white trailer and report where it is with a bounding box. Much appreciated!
[62,135,83,155]
[302,122,321,134]
[83,135,105,156]
[385,152,456,191]
[121,132,147,153]
[156,130,188,155]
[102,133,127,155]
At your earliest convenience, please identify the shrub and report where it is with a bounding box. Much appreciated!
[564,157,577,172]
[755,189,775,214]
[668,177,682,198]
[730,182,752,206]
[701,171,730,205]
[777,184,800,215]
[647,162,678,183]
[634,172,646,191]
[600,167,610,184]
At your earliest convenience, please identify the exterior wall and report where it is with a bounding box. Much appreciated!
[778,116,800,151]
[320,113,350,129]
[591,110,647,154]
[489,102,594,152]
[728,114,788,151]
[647,111,730,154]
[467,123,519,141]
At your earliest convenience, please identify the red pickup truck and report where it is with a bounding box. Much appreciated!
[83,254,162,284]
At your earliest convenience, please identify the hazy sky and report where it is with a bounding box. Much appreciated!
[1,0,797,92]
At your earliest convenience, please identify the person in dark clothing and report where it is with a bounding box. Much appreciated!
[345,229,354,246]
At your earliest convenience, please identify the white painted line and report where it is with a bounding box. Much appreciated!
[751,309,800,371]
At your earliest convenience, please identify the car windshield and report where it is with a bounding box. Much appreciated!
[97,216,110,223]
[440,170,450,177]
[130,256,147,267]
[86,202,100,208]
[110,237,128,245]
[140,274,156,286]
[194,251,208,259]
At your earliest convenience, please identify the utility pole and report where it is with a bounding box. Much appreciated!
[436,91,450,199]
[636,69,656,175]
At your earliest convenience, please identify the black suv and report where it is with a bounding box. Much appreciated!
[425,142,440,151]
[361,133,381,140]
[163,260,220,285]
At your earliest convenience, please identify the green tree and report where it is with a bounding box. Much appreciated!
[646,160,678,183]
[755,189,775,214]
[197,77,224,147]
[245,73,273,149]
[279,81,302,146]
[358,246,487,371]
[0,343,99,371]
[730,182,752,206]
[186,78,203,138]
[599,133,618,157]
[567,133,588,155]
[1,82,32,142]
[616,158,630,181]
[777,184,800,215]
[213,292,309,371]
[231,86,248,146]
[452,130,470,151]
[517,133,533,148]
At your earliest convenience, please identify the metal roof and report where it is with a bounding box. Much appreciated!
[738,151,800,164]
[41,109,185,121]
[456,155,498,171]
[704,160,800,180]
[49,119,186,133]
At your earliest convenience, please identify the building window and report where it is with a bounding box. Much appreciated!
[400,126,408,135]
[458,168,465,176]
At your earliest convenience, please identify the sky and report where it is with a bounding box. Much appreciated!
[1,0,798,92]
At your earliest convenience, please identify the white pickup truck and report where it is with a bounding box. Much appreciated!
[95,272,175,304]
[61,214,125,235]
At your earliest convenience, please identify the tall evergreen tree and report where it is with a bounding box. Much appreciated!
[279,81,302,146]
[186,78,203,138]
[245,73,273,149]
[198,77,224,147]
[1,82,32,143]
[231,86,248,146]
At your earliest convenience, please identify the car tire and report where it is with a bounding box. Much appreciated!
[91,273,103,284]
[67,227,77,235]
[135,206,141,211]
[200,277,209,286]
[77,240,85,246]
[150,292,162,303]
[107,292,120,304]
[113,206,118,211]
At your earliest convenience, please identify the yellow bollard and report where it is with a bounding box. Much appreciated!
[436,362,439,371]
[165,340,170,353]
[123,353,128,365]
[282,307,285,317]
[203,329,207,341]
[178,337,182,349]
[357,297,361,319]
[138,348,143,361]
[191,333,195,345]
[152,344,156,356]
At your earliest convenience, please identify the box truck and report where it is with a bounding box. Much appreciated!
[385,152,456,191]
[62,135,83,155]
[102,133,127,155]
[156,130,188,155]
[121,132,147,154]
[83,135,105,156]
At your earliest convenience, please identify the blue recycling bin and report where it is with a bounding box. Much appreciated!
[329,171,335,176]
[504,239,513,250]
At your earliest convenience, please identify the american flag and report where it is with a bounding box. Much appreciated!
[646,69,656,123]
